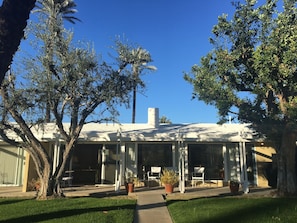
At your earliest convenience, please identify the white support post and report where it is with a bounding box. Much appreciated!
[115,130,121,192]
[241,142,249,194]
[115,143,119,191]
[178,131,185,194]
[172,143,176,171]
[101,145,106,184]
[181,153,185,193]
[223,144,228,182]
[236,144,241,181]
[120,143,125,186]
[53,134,60,176]
[184,144,188,178]
[178,142,181,192]
[53,143,57,175]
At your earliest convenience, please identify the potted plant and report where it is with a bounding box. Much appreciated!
[29,178,41,191]
[229,180,240,194]
[125,177,139,193]
[160,168,179,194]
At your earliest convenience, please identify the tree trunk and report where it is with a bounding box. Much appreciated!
[132,84,136,123]
[36,161,51,200]
[36,163,66,199]
[47,139,78,198]
[277,126,297,196]
[47,177,64,197]
[0,0,36,85]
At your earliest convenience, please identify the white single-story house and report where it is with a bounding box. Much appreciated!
[0,108,277,192]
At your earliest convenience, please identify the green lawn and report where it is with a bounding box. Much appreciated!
[0,197,136,223]
[167,197,297,223]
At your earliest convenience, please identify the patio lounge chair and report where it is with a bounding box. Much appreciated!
[147,166,161,187]
[62,170,73,187]
[191,166,205,187]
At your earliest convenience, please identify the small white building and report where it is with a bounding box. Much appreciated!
[0,108,276,191]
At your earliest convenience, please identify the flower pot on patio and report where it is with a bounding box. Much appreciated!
[29,178,41,191]
[160,168,178,194]
[125,176,139,193]
[127,183,134,193]
[229,181,239,194]
[164,184,174,194]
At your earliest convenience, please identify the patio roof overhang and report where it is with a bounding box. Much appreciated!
[0,122,260,144]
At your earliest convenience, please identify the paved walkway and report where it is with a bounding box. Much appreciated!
[133,188,173,223]
[0,185,274,223]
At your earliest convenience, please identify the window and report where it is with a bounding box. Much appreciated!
[138,144,172,178]
[188,144,224,180]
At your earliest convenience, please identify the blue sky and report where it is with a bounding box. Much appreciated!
[10,0,239,124]
[67,0,238,124]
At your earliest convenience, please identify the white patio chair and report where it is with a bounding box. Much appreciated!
[147,166,161,187]
[62,170,74,187]
[191,166,205,187]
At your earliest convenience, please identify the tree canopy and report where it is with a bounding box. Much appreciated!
[185,0,297,195]
[116,43,157,123]
[0,0,151,199]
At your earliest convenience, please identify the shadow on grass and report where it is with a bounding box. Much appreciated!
[167,197,297,223]
[137,200,167,210]
[0,203,135,223]
[0,198,34,206]
[89,189,129,198]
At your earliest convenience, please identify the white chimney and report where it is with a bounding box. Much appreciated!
[148,108,159,128]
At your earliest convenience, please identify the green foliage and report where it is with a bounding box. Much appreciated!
[168,197,297,223]
[0,0,153,198]
[160,168,179,185]
[160,115,172,124]
[1,3,140,131]
[114,38,157,90]
[114,37,157,123]
[185,0,297,195]
[185,0,297,134]
[34,0,81,24]
[0,197,136,223]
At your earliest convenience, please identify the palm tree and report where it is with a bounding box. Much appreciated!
[0,0,36,86]
[130,47,156,123]
[160,116,172,124]
[34,0,80,122]
[35,0,80,24]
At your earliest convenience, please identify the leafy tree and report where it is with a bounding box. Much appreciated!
[0,6,137,199]
[0,0,36,85]
[35,0,80,23]
[34,0,80,122]
[160,115,172,124]
[185,0,297,195]
[117,43,156,123]
[130,48,156,123]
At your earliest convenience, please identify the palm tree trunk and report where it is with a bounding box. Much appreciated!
[132,84,136,123]
[0,0,36,85]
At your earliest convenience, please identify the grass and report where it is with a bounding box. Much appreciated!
[167,197,297,223]
[0,197,136,223]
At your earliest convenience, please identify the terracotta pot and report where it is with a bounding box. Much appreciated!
[229,182,239,194]
[35,184,40,191]
[164,184,174,194]
[127,183,134,193]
